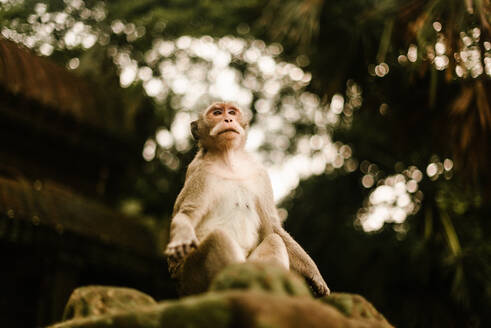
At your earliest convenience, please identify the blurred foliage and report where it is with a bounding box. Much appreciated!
[266,1,491,326]
[1,0,490,327]
[282,171,491,327]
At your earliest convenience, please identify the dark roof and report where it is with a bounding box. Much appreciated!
[0,176,157,256]
[0,38,158,261]
[0,37,145,186]
[0,37,105,129]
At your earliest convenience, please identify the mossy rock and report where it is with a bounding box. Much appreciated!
[62,286,157,320]
[50,291,393,328]
[209,262,312,297]
[227,291,393,328]
[50,292,233,328]
[50,263,393,328]
[320,293,390,323]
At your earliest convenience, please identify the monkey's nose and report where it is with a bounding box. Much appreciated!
[224,118,233,123]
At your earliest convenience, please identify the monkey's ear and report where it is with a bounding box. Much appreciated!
[190,120,200,140]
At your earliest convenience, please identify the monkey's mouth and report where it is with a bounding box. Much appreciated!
[218,128,239,135]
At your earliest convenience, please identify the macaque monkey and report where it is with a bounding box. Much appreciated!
[164,102,329,296]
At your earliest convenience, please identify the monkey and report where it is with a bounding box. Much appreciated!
[164,102,330,297]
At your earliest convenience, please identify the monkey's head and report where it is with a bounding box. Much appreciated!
[191,102,250,152]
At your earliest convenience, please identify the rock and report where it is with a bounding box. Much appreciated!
[49,263,393,328]
[228,291,393,328]
[50,291,392,328]
[320,293,391,323]
[62,286,157,321]
[50,292,232,328]
[209,262,312,297]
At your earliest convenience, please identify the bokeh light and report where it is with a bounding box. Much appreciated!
[1,0,362,203]
[357,168,423,232]
[106,34,361,200]
[357,156,455,232]
[399,23,490,78]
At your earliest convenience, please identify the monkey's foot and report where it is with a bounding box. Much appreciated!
[308,275,331,297]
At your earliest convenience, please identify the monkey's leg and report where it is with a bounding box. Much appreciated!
[247,233,290,270]
[178,229,245,295]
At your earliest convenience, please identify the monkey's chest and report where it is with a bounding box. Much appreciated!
[196,180,260,256]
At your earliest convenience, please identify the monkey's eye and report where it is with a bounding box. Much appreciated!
[228,110,236,115]
[212,109,222,116]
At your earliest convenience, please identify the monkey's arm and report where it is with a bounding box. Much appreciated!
[165,172,210,261]
[165,212,199,260]
[273,225,330,296]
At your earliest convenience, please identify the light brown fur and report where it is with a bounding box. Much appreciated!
[165,102,329,296]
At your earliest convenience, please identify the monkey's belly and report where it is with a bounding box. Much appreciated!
[195,183,260,257]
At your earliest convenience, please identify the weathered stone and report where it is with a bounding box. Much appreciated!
[320,293,390,323]
[50,290,393,328]
[209,262,312,297]
[62,286,157,320]
[50,292,233,328]
[228,291,393,328]
[49,263,394,328]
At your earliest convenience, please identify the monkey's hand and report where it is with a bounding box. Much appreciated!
[164,237,199,261]
[165,213,199,261]
[307,275,330,297]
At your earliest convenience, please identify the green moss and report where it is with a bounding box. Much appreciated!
[321,293,354,316]
[156,293,232,328]
[51,264,393,328]
[209,262,312,297]
[62,286,157,321]
[320,292,392,323]
[50,293,233,328]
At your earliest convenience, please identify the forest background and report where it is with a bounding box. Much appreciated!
[1,0,490,327]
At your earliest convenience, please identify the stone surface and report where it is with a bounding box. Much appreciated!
[229,291,393,328]
[320,293,390,323]
[62,286,157,321]
[49,263,393,328]
[209,262,312,297]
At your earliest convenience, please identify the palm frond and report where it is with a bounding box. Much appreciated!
[259,0,324,50]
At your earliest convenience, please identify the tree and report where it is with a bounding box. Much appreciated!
[1,0,490,326]
[257,1,491,326]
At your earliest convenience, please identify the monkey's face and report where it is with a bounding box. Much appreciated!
[192,103,248,151]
